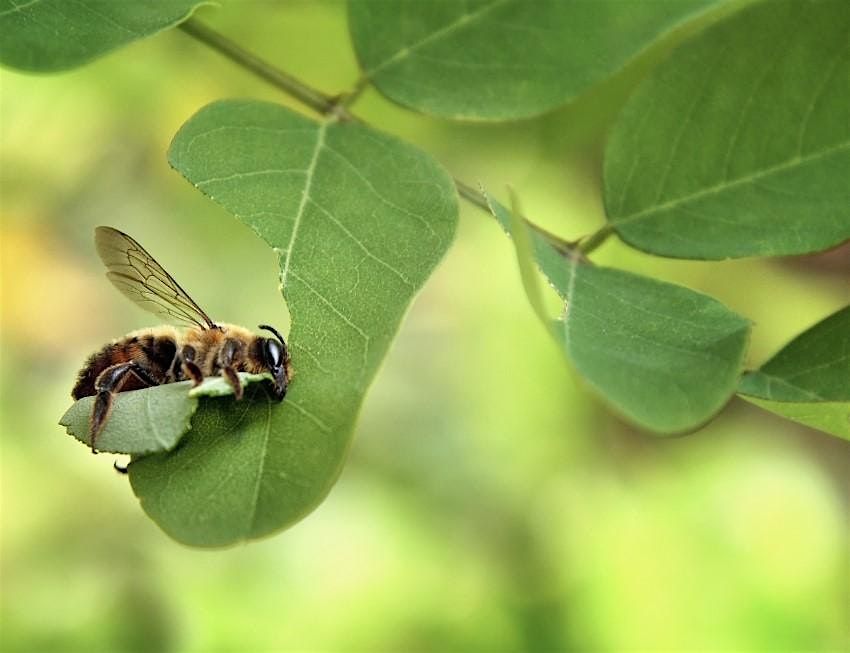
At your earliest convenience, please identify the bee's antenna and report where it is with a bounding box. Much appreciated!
[258,324,286,345]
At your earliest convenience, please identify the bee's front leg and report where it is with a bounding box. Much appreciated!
[91,362,156,453]
[219,338,245,400]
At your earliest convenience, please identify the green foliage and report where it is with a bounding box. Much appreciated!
[559,266,750,433]
[123,100,456,546]
[59,373,271,454]
[2,0,843,547]
[739,307,850,440]
[487,193,750,432]
[0,0,208,72]
[348,0,717,120]
[604,0,850,259]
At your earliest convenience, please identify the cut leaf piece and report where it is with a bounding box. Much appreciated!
[0,0,209,72]
[59,373,270,455]
[604,0,850,259]
[348,0,717,120]
[133,99,457,547]
[560,264,750,433]
[738,306,850,440]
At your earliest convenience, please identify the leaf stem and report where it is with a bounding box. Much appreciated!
[578,225,614,255]
[179,18,580,255]
[455,180,576,253]
[179,18,340,118]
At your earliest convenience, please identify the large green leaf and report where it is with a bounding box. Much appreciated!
[348,0,717,120]
[0,0,209,72]
[560,265,750,433]
[486,194,749,433]
[604,0,850,259]
[129,100,458,547]
[59,374,270,455]
[739,306,850,440]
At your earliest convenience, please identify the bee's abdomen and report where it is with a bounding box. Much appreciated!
[72,333,178,399]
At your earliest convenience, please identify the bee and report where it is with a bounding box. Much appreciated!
[72,226,292,454]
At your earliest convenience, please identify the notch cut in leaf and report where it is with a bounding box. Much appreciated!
[128,99,457,547]
[739,305,850,440]
[59,373,271,455]
[604,0,850,259]
[0,0,211,72]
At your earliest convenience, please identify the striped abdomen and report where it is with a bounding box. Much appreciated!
[72,331,179,399]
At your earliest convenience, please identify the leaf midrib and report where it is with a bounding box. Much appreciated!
[613,140,850,227]
[280,121,327,286]
[247,390,273,536]
[364,0,511,77]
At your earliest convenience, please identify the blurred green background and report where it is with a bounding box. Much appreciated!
[1,2,848,651]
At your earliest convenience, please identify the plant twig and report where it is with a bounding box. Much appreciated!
[578,225,614,255]
[454,180,576,254]
[179,18,339,118]
[179,17,580,255]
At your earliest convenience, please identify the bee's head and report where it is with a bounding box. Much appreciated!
[258,324,290,400]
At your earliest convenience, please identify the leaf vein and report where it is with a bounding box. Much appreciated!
[308,198,414,288]
[321,144,440,239]
[614,141,850,227]
[247,391,273,535]
[0,0,41,18]
[194,168,305,188]
[287,399,331,433]
[365,0,511,78]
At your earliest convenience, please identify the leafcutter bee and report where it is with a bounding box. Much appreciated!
[72,226,292,453]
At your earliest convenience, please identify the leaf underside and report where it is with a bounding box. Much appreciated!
[738,306,850,440]
[0,0,210,72]
[604,0,850,259]
[128,99,458,547]
[348,0,717,120]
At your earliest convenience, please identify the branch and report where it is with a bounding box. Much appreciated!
[179,19,338,118]
[179,18,581,256]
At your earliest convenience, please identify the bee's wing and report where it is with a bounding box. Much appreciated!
[95,226,218,330]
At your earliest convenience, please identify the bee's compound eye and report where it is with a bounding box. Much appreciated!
[264,338,283,369]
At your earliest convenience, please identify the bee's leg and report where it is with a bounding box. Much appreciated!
[91,362,156,454]
[219,338,245,400]
[180,345,204,387]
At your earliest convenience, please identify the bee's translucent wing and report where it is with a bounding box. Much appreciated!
[95,226,217,330]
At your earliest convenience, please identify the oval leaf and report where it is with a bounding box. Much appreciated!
[59,373,271,455]
[0,0,209,72]
[604,0,850,259]
[482,193,751,434]
[560,264,750,433]
[348,0,717,120]
[739,306,850,440]
[130,100,458,546]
